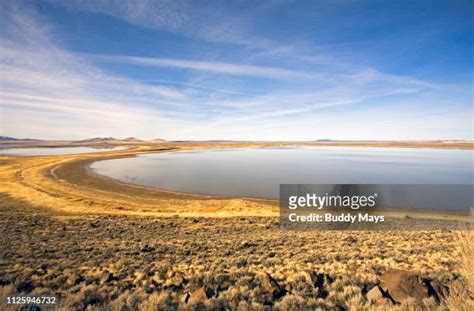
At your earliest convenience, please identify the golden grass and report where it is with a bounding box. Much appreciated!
[444,211,474,310]
[0,145,279,217]
[0,207,467,310]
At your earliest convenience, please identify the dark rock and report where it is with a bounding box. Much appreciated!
[84,292,103,306]
[100,270,114,285]
[16,280,34,293]
[237,258,248,267]
[316,287,329,299]
[188,287,215,304]
[213,284,222,298]
[304,271,335,299]
[259,273,286,300]
[141,245,154,253]
[334,304,347,311]
[379,269,430,303]
[366,285,394,305]
[240,241,252,248]
[181,292,191,304]
[67,273,84,286]
[430,278,467,303]
[43,249,54,255]
[423,278,446,303]
[307,271,334,289]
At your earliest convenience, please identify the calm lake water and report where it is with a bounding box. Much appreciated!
[91,147,473,204]
[0,146,126,156]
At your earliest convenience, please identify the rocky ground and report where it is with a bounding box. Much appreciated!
[0,195,471,310]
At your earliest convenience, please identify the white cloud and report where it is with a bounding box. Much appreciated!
[0,1,471,141]
[94,54,317,80]
[45,0,275,50]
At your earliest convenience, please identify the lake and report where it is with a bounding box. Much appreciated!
[91,147,473,204]
[0,146,126,156]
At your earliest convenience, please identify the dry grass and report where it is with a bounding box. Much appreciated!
[0,144,472,310]
[444,211,474,310]
[0,145,278,217]
[0,196,470,310]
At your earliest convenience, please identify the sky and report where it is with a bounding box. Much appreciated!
[0,0,472,141]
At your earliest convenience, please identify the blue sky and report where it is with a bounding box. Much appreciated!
[0,0,472,140]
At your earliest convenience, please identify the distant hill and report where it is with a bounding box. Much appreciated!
[76,137,168,144]
[315,139,337,142]
[0,136,39,141]
[123,137,143,142]
[77,137,169,143]
[77,137,116,143]
[172,140,236,143]
[206,140,236,142]
[0,136,17,141]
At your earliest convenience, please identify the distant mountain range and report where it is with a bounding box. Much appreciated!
[1,136,471,145]
[0,136,170,149]
[0,136,17,141]
[0,136,166,142]
[0,136,39,141]
[77,137,116,143]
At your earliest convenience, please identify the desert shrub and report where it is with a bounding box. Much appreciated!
[139,291,177,311]
[274,294,307,310]
[444,226,474,310]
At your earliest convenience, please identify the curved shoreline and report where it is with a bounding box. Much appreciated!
[0,144,281,217]
[2,140,474,150]
[1,142,472,218]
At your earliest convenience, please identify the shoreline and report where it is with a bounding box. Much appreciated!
[1,143,472,310]
[0,144,279,218]
[0,142,471,221]
[2,140,474,150]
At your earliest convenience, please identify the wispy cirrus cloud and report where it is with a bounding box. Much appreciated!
[93,54,317,80]
[0,3,198,139]
[44,0,276,50]
[1,1,471,141]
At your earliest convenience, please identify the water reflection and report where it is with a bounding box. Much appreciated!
[91,147,473,200]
